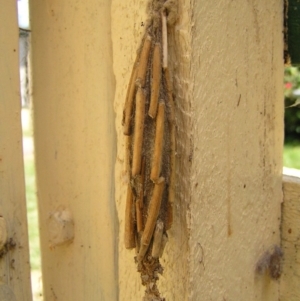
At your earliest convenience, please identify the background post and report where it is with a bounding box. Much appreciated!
[0,2,32,300]
[30,0,118,299]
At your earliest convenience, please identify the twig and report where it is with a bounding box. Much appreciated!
[124,184,136,249]
[150,102,165,182]
[136,35,152,88]
[132,88,146,176]
[149,43,162,118]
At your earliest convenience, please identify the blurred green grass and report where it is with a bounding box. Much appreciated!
[283,144,300,169]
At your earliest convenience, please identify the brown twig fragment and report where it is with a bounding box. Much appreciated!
[151,220,164,258]
[161,11,168,69]
[150,102,165,182]
[138,177,165,260]
[136,200,143,234]
[136,35,152,88]
[136,158,145,233]
[123,64,138,135]
[132,88,146,177]
[124,184,136,249]
[149,43,162,118]
[165,201,173,230]
[164,68,175,208]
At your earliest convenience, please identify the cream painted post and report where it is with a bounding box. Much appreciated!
[112,0,283,300]
[30,0,118,300]
[281,175,300,301]
[0,2,32,301]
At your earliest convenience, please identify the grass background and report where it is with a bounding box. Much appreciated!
[283,144,300,170]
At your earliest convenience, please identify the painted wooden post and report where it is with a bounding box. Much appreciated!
[0,2,32,300]
[112,0,284,300]
[281,175,300,301]
[30,0,118,300]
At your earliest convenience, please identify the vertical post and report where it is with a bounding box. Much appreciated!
[0,2,32,300]
[30,0,118,300]
[281,175,300,300]
[112,0,284,300]
[188,2,283,300]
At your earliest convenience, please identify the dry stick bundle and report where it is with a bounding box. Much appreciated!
[123,1,176,299]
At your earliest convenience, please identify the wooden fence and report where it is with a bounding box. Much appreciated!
[1,0,300,300]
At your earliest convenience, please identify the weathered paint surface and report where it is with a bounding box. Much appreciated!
[281,175,300,301]
[0,2,32,300]
[112,0,283,300]
[30,0,118,300]
[189,1,283,300]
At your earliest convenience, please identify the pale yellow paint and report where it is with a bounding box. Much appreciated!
[189,1,283,300]
[0,2,32,300]
[281,175,300,301]
[113,0,283,300]
[30,0,117,300]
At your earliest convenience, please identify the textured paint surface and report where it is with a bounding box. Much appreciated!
[0,2,32,300]
[30,0,118,300]
[189,1,283,300]
[113,0,283,300]
[281,175,300,301]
